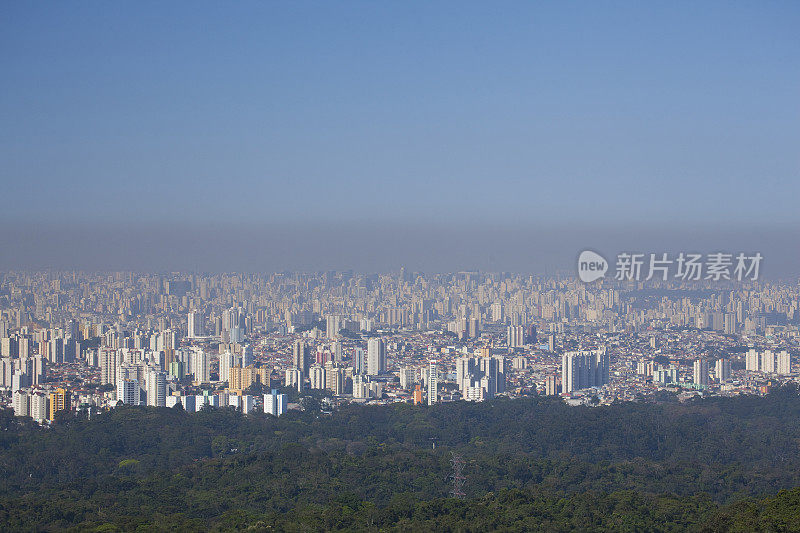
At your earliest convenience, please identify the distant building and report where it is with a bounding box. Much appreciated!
[413,383,423,405]
[777,351,791,375]
[561,349,609,393]
[48,388,71,421]
[117,379,141,406]
[264,389,287,416]
[367,338,386,376]
[146,370,166,407]
[399,366,416,390]
[693,359,709,388]
[285,367,303,392]
[292,340,308,377]
[191,349,210,384]
[187,311,204,338]
[310,365,326,390]
[428,360,438,405]
[654,365,678,385]
[507,325,525,348]
[545,375,560,396]
[715,358,731,382]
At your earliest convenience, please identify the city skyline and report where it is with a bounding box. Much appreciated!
[3,3,800,530]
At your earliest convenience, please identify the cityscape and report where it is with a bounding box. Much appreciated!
[3,1,799,531]
[3,270,798,422]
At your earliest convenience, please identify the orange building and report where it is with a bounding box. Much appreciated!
[48,388,71,422]
[413,384,423,405]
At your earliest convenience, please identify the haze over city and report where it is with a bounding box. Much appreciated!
[3,4,800,531]
[2,2,799,273]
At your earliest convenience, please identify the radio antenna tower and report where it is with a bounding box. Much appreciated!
[449,452,466,499]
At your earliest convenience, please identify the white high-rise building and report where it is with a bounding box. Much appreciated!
[507,325,525,348]
[762,350,776,373]
[455,356,475,391]
[693,359,709,387]
[352,347,365,375]
[100,348,118,386]
[399,366,416,390]
[325,363,345,395]
[745,349,760,372]
[12,390,30,417]
[326,315,342,339]
[218,352,235,383]
[1,357,13,388]
[292,340,308,377]
[715,358,731,382]
[191,349,210,384]
[777,351,791,375]
[146,370,167,407]
[30,393,48,422]
[264,390,287,416]
[310,365,326,390]
[285,367,303,392]
[427,360,438,405]
[367,338,386,376]
[117,379,141,405]
[242,394,255,414]
[561,348,610,393]
[188,311,204,338]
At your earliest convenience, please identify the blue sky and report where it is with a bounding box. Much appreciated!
[1,2,799,271]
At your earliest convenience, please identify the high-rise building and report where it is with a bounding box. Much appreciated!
[285,367,303,392]
[507,325,525,348]
[264,389,287,416]
[777,351,791,375]
[715,358,732,382]
[169,360,185,380]
[12,390,30,418]
[100,348,118,386]
[746,349,789,374]
[525,324,537,344]
[309,365,326,390]
[561,349,610,393]
[367,338,386,376]
[191,349,210,384]
[724,313,737,335]
[427,360,438,405]
[454,354,506,399]
[325,363,345,395]
[352,347,365,375]
[654,365,678,384]
[545,375,559,396]
[413,383,423,405]
[218,352,235,383]
[1,357,14,388]
[30,393,48,423]
[188,311,204,338]
[762,350,776,374]
[1,337,18,357]
[693,359,709,388]
[146,370,167,407]
[745,349,760,372]
[467,318,480,338]
[117,379,141,405]
[399,366,416,390]
[455,356,475,391]
[293,340,308,377]
[48,388,71,421]
[326,315,342,339]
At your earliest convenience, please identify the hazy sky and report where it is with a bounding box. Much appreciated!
[1,2,799,272]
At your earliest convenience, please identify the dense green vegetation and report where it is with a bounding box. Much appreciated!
[3,386,800,530]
